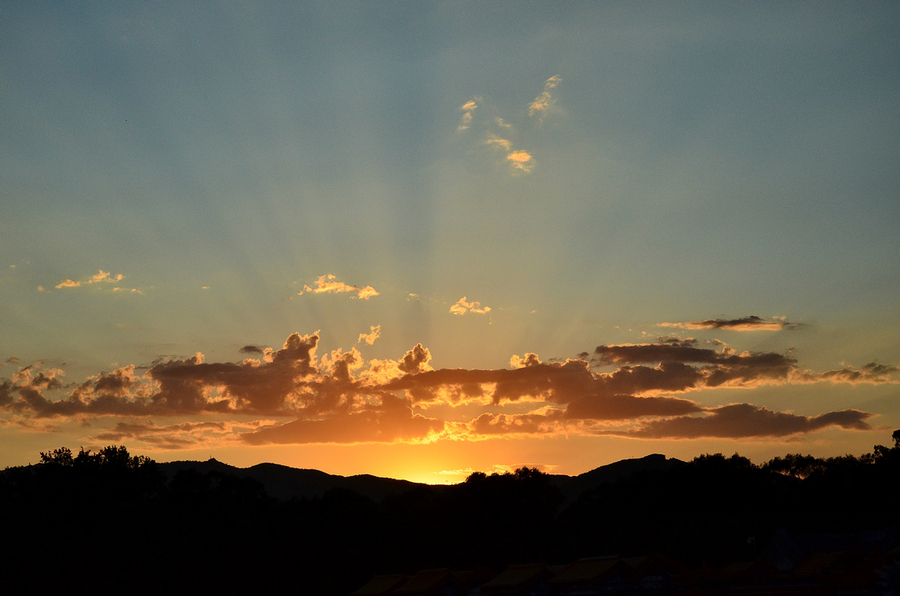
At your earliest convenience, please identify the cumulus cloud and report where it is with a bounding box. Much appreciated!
[398,343,432,374]
[302,274,379,299]
[1,328,895,448]
[510,353,541,369]
[659,315,797,331]
[450,297,491,315]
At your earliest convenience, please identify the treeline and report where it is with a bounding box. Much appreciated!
[1,434,898,596]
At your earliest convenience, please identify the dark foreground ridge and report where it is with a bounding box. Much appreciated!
[157,457,425,502]
[0,432,898,595]
[154,452,682,504]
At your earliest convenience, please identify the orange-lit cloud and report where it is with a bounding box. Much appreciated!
[457,78,560,177]
[357,325,381,346]
[510,353,541,369]
[528,75,561,121]
[506,150,534,173]
[244,394,445,445]
[458,99,478,131]
[1,331,895,448]
[485,135,535,175]
[450,297,491,315]
[55,269,128,290]
[302,274,379,299]
[485,134,512,152]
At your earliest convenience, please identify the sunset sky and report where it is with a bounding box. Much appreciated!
[2,2,899,484]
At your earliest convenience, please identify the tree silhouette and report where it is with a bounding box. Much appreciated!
[39,446,74,466]
[5,436,900,596]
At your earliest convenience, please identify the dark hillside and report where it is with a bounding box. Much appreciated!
[159,459,425,501]
[550,453,684,504]
[2,436,898,595]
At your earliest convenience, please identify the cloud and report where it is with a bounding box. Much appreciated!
[450,297,491,315]
[485,134,512,152]
[565,393,702,421]
[469,410,567,436]
[458,99,478,131]
[795,361,900,384]
[457,77,561,177]
[1,328,894,448]
[528,75,561,121]
[0,333,322,418]
[591,339,797,388]
[357,325,381,346]
[505,150,535,173]
[398,343,432,374]
[510,353,541,369]
[91,420,237,450]
[606,403,873,439]
[302,274,379,300]
[243,394,445,445]
[55,269,126,289]
[659,316,798,331]
[485,135,535,175]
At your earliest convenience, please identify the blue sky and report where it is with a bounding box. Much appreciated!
[2,2,898,482]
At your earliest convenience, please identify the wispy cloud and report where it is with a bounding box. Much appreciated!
[55,269,138,292]
[450,296,491,315]
[301,274,379,300]
[91,420,240,450]
[505,149,535,173]
[53,269,142,294]
[357,325,381,346]
[55,269,124,289]
[456,76,560,176]
[601,404,873,439]
[458,99,479,131]
[528,75,561,122]
[659,315,798,331]
[484,134,535,175]
[1,327,894,449]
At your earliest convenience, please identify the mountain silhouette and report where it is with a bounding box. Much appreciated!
[158,458,425,501]
[156,452,682,502]
[3,439,897,596]
[549,453,683,503]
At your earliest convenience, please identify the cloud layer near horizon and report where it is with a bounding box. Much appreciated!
[1,321,895,451]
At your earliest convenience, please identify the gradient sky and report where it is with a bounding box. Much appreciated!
[2,2,899,483]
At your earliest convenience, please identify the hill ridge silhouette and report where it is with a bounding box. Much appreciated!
[157,452,682,502]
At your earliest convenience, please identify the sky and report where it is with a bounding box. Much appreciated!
[2,1,899,484]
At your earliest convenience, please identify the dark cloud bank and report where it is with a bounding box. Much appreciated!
[1,324,896,448]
